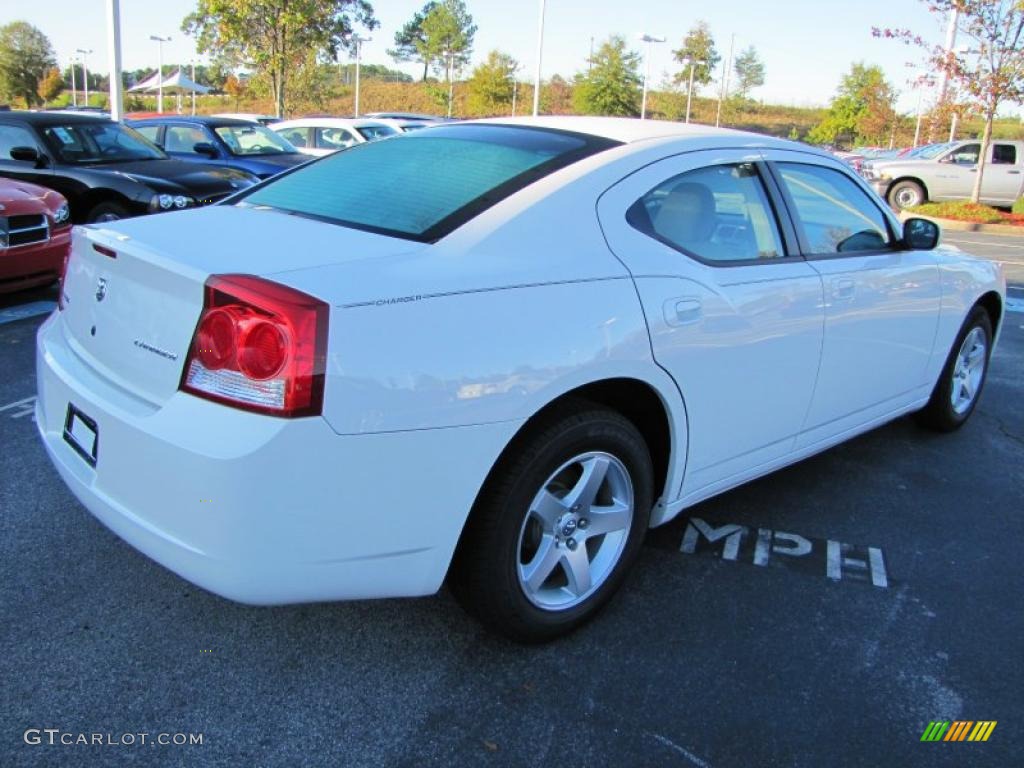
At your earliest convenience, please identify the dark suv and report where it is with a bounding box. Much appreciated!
[0,112,259,223]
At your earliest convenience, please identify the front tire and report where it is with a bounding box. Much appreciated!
[916,306,993,431]
[888,180,926,210]
[87,201,130,223]
[450,401,653,643]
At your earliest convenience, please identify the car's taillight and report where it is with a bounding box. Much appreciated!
[180,275,328,417]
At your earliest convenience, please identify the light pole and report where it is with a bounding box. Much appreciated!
[76,49,92,106]
[106,0,123,120]
[532,0,546,116]
[353,34,371,116]
[190,59,197,115]
[912,74,935,148]
[683,57,705,124]
[150,35,171,113]
[443,49,456,118]
[638,33,666,120]
[715,33,735,128]
[508,62,520,116]
[70,56,77,107]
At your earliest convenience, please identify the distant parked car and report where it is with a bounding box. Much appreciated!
[212,113,278,126]
[268,117,399,156]
[0,177,70,293]
[863,139,1024,209]
[369,117,442,133]
[0,111,259,223]
[364,111,451,123]
[129,116,309,179]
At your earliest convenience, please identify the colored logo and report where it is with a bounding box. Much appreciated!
[921,721,997,742]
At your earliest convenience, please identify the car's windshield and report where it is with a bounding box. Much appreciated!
[42,121,166,164]
[215,124,297,156]
[912,142,955,160]
[237,124,618,241]
[355,124,399,141]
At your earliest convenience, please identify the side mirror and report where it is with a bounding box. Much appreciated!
[903,217,940,250]
[192,142,219,158]
[10,145,42,165]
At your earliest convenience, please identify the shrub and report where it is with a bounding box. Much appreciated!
[909,200,1005,224]
[1013,197,1024,216]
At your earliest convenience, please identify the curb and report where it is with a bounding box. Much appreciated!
[899,210,1024,238]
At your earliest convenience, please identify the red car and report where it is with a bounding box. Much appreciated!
[0,178,71,293]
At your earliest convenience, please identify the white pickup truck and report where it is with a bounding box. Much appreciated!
[863,139,1024,209]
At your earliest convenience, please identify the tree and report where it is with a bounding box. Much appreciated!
[0,21,56,107]
[388,1,437,81]
[733,46,765,99]
[875,1,1024,203]
[807,63,897,147]
[573,35,642,117]
[419,0,477,80]
[467,50,516,115]
[37,67,63,106]
[671,21,720,92]
[224,73,247,109]
[183,0,378,118]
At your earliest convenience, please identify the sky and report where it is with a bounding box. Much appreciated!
[4,0,987,113]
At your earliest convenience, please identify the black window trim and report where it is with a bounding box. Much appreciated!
[625,159,804,269]
[235,124,623,244]
[764,159,903,261]
[0,121,50,164]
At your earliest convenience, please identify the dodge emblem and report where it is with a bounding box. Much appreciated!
[95,278,107,302]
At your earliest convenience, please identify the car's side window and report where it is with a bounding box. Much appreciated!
[992,144,1017,165]
[949,144,980,165]
[165,125,207,154]
[0,124,41,160]
[775,163,893,256]
[134,125,161,145]
[276,127,308,148]
[316,127,355,149]
[626,163,786,264]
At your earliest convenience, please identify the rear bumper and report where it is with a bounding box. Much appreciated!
[36,312,520,604]
[0,228,69,293]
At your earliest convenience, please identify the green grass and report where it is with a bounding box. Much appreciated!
[909,200,1007,224]
[1013,197,1024,216]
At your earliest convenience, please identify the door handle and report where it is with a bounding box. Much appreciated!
[831,278,855,300]
[1007,170,1021,175]
[664,297,702,326]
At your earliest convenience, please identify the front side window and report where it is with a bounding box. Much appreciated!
[133,125,161,144]
[238,124,617,241]
[355,124,398,141]
[41,121,165,164]
[164,125,209,154]
[0,124,39,160]
[992,144,1017,165]
[776,163,892,255]
[627,163,785,263]
[275,127,309,148]
[215,124,296,155]
[948,144,980,165]
[316,127,356,150]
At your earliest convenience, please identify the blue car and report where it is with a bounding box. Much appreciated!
[128,116,309,179]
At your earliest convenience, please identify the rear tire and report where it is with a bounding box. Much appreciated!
[888,180,925,210]
[915,306,993,432]
[87,201,130,223]
[450,400,653,643]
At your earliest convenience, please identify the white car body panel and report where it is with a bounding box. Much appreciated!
[268,117,397,156]
[35,117,1006,605]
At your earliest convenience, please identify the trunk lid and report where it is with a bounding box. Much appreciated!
[59,205,424,405]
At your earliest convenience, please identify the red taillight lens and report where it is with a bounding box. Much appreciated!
[180,275,328,417]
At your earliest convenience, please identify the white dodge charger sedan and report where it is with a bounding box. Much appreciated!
[36,117,1005,641]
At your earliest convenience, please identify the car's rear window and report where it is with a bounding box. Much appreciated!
[236,124,620,241]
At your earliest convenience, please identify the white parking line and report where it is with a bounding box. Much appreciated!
[942,237,1024,250]
[0,301,55,326]
[0,396,36,420]
[1006,297,1024,314]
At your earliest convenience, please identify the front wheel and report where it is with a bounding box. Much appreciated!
[87,201,130,223]
[916,306,993,431]
[450,401,653,643]
[888,180,925,210]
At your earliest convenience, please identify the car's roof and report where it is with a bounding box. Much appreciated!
[130,115,258,127]
[2,110,110,125]
[365,112,447,121]
[467,116,779,145]
[269,117,390,128]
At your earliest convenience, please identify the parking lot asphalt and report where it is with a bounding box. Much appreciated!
[1,234,1022,768]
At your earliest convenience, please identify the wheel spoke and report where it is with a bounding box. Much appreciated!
[530,490,565,527]
[563,456,610,511]
[521,536,561,592]
[962,376,975,400]
[966,346,985,369]
[583,498,632,536]
[562,546,592,596]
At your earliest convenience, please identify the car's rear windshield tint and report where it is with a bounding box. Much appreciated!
[236,124,620,241]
